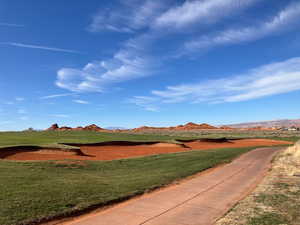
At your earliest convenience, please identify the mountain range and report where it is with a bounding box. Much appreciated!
[226,119,300,128]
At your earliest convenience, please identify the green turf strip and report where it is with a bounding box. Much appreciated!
[0,131,182,148]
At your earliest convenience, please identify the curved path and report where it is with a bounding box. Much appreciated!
[60,147,283,225]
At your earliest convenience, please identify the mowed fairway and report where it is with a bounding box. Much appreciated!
[0,131,295,225]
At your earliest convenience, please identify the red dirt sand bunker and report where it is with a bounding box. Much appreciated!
[0,139,291,161]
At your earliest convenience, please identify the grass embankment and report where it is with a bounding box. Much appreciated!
[0,131,181,148]
[128,129,300,142]
[1,146,259,225]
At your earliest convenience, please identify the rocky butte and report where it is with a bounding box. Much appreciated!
[47,124,106,132]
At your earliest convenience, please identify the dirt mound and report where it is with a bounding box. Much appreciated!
[0,139,292,162]
[0,146,87,161]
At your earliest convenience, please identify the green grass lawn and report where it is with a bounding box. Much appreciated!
[0,131,182,148]
[0,130,298,149]
[0,146,263,225]
[263,136,300,143]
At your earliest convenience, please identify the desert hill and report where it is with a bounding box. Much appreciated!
[46,119,300,132]
[226,119,300,128]
[131,122,219,132]
[46,122,221,132]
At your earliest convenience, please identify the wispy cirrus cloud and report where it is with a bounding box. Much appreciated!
[19,116,29,121]
[153,0,261,30]
[57,0,300,96]
[89,0,260,32]
[15,97,25,101]
[73,99,90,104]
[61,0,258,93]
[59,0,164,93]
[51,114,70,118]
[128,57,300,110]
[4,101,14,105]
[56,46,152,92]
[0,22,24,27]
[88,0,169,33]
[40,93,76,99]
[183,1,300,53]
[1,42,82,54]
[127,96,160,112]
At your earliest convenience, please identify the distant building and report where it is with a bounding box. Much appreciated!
[279,126,300,131]
[288,126,298,131]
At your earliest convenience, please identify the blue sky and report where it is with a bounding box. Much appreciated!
[1,0,300,131]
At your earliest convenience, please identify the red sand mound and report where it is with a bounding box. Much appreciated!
[0,139,291,162]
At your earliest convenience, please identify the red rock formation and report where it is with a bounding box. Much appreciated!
[47,124,59,130]
[73,126,84,131]
[46,124,106,132]
[174,123,218,130]
[83,124,105,131]
[59,126,72,131]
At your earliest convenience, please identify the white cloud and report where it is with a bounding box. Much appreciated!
[127,96,159,112]
[15,97,25,101]
[2,42,82,54]
[88,1,168,32]
[0,22,24,27]
[153,0,260,29]
[184,2,300,52]
[4,101,14,105]
[56,48,151,92]
[57,1,300,96]
[130,57,300,108]
[40,93,75,99]
[73,99,90,104]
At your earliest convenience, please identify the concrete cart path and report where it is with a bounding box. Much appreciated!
[61,147,282,225]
